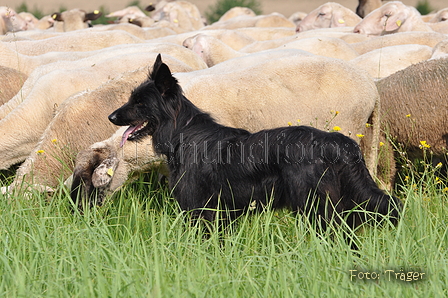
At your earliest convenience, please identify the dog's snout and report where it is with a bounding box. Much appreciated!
[108,112,117,124]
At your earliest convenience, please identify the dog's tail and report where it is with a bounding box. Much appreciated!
[341,158,402,226]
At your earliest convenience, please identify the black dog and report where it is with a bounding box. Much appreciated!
[107,54,401,230]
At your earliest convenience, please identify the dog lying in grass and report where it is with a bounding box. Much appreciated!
[77,54,401,231]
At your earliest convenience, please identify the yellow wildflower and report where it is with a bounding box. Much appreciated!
[419,141,430,149]
[365,123,372,128]
[297,119,301,124]
[356,134,364,138]
[332,126,341,132]
[406,114,411,118]
[436,162,443,168]
[379,142,385,147]
[443,187,448,192]
[51,138,57,144]
[37,150,45,154]
[287,121,292,126]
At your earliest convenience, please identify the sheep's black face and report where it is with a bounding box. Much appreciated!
[108,80,162,147]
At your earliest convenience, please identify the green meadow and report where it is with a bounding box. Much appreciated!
[1,154,447,297]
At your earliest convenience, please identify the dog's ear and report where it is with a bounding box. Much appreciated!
[152,57,177,97]
[150,54,163,79]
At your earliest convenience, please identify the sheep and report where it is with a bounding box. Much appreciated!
[2,30,144,55]
[69,52,381,198]
[0,66,27,105]
[296,2,362,32]
[10,56,195,190]
[218,7,256,22]
[373,58,448,185]
[51,9,102,32]
[106,6,147,20]
[277,37,359,61]
[0,6,28,34]
[182,34,245,67]
[431,39,448,59]
[288,11,307,26]
[349,44,433,79]
[353,1,433,36]
[153,1,204,33]
[0,42,207,115]
[356,0,383,18]
[205,13,295,30]
[351,31,447,55]
[0,44,207,170]
[428,8,448,23]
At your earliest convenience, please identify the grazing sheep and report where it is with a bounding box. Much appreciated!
[288,11,307,26]
[356,0,382,18]
[373,58,448,185]
[11,56,195,190]
[153,1,204,33]
[428,8,448,23]
[106,6,147,20]
[3,30,144,56]
[296,2,362,32]
[350,44,433,79]
[0,66,27,105]
[218,7,256,22]
[70,52,380,199]
[354,1,432,36]
[51,9,102,32]
[206,13,295,30]
[431,39,448,59]
[0,6,28,34]
[351,31,447,55]
[0,44,206,170]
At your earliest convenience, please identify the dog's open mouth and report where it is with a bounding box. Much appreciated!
[120,121,148,147]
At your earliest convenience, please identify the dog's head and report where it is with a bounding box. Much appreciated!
[108,54,182,147]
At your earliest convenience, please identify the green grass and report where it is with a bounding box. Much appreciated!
[1,162,447,297]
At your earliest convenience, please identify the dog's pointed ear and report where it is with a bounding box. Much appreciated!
[150,53,163,79]
[151,54,177,97]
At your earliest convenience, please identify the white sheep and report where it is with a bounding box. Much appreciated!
[349,44,433,79]
[351,31,447,55]
[51,9,102,32]
[0,44,207,170]
[0,6,28,34]
[205,13,295,30]
[428,8,448,23]
[354,1,433,36]
[2,30,144,56]
[0,66,27,105]
[11,56,196,190]
[69,52,381,197]
[218,7,256,22]
[296,2,362,32]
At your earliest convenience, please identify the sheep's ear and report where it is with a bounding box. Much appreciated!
[330,11,347,27]
[384,11,407,31]
[85,10,102,21]
[51,12,63,22]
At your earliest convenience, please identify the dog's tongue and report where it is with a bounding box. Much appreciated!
[120,124,142,147]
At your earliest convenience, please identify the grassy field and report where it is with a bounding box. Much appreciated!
[1,154,447,297]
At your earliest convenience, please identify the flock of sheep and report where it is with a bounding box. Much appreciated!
[0,0,447,197]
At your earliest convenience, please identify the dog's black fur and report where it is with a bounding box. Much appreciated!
[107,54,401,230]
